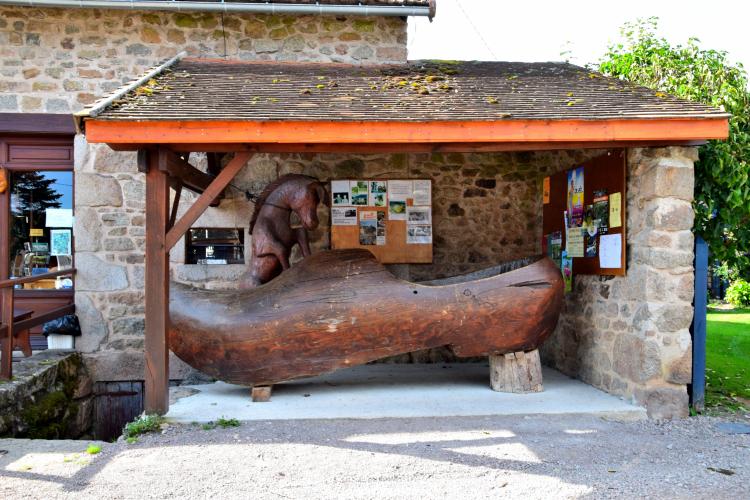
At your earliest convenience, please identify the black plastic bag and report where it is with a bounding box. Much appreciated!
[42,314,82,337]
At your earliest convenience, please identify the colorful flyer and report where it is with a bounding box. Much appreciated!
[50,229,72,256]
[406,206,431,225]
[583,205,598,238]
[547,231,562,268]
[609,192,622,228]
[566,227,584,258]
[331,207,357,226]
[369,181,387,207]
[561,250,573,293]
[567,167,584,227]
[412,179,432,206]
[585,234,597,258]
[350,180,368,206]
[548,231,562,257]
[359,210,377,245]
[376,211,386,245]
[407,225,432,244]
[331,180,351,206]
[543,176,551,204]
[592,189,609,234]
[388,180,411,221]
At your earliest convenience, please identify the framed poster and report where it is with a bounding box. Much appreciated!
[50,229,72,256]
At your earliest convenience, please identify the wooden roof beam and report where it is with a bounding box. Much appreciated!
[86,118,729,146]
[139,149,223,206]
[114,139,708,154]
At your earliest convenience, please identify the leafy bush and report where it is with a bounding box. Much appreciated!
[122,414,165,439]
[598,18,750,276]
[725,279,750,307]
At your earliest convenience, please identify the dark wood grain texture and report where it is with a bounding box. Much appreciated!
[169,249,564,386]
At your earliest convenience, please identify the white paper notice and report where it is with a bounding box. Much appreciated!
[45,208,73,228]
[331,207,357,226]
[331,180,351,206]
[599,233,622,269]
[407,225,432,244]
[412,179,431,206]
[406,206,431,225]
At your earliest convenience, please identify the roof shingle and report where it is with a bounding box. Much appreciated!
[89,58,728,123]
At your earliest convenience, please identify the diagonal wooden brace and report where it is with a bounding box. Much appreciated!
[165,151,251,251]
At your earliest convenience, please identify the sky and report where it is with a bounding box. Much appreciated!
[408,0,750,71]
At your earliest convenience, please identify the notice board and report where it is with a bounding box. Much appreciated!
[542,150,626,276]
[330,179,433,264]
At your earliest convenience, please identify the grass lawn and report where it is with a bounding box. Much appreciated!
[706,306,750,412]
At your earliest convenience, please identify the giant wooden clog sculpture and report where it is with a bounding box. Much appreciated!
[169,249,564,387]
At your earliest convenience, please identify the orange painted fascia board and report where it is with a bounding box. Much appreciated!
[84,118,729,145]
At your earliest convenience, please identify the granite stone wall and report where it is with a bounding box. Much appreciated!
[541,147,698,419]
[0,6,407,113]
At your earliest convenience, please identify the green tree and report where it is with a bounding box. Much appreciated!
[9,172,63,261]
[597,17,750,275]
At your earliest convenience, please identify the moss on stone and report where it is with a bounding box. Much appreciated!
[174,14,197,29]
[354,20,376,33]
[141,13,161,25]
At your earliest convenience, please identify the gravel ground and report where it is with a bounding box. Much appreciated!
[1,414,748,499]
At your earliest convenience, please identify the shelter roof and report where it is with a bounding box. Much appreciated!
[84,58,728,123]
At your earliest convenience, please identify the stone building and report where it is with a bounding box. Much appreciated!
[0,0,728,419]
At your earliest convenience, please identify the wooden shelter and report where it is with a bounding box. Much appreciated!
[75,56,728,414]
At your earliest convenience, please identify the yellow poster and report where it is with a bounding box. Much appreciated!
[609,192,622,228]
[0,167,7,194]
[543,177,550,204]
[30,228,44,237]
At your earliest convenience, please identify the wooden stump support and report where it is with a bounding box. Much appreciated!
[251,385,272,402]
[489,349,544,393]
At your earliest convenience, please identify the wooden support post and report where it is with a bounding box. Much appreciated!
[0,184,11,380]
[251,385,272,402]
[1,287,13,380]
[144,149,170,414]
[489,349,544,393]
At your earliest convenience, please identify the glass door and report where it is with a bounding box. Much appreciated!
[9,170,74,289]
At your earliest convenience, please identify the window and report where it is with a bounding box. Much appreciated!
[185,228,245,265]
[9,170,74,288]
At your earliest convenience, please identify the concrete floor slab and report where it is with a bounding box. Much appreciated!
[167,364,646,422]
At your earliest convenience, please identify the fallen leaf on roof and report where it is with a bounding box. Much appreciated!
[486,96,499,104]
